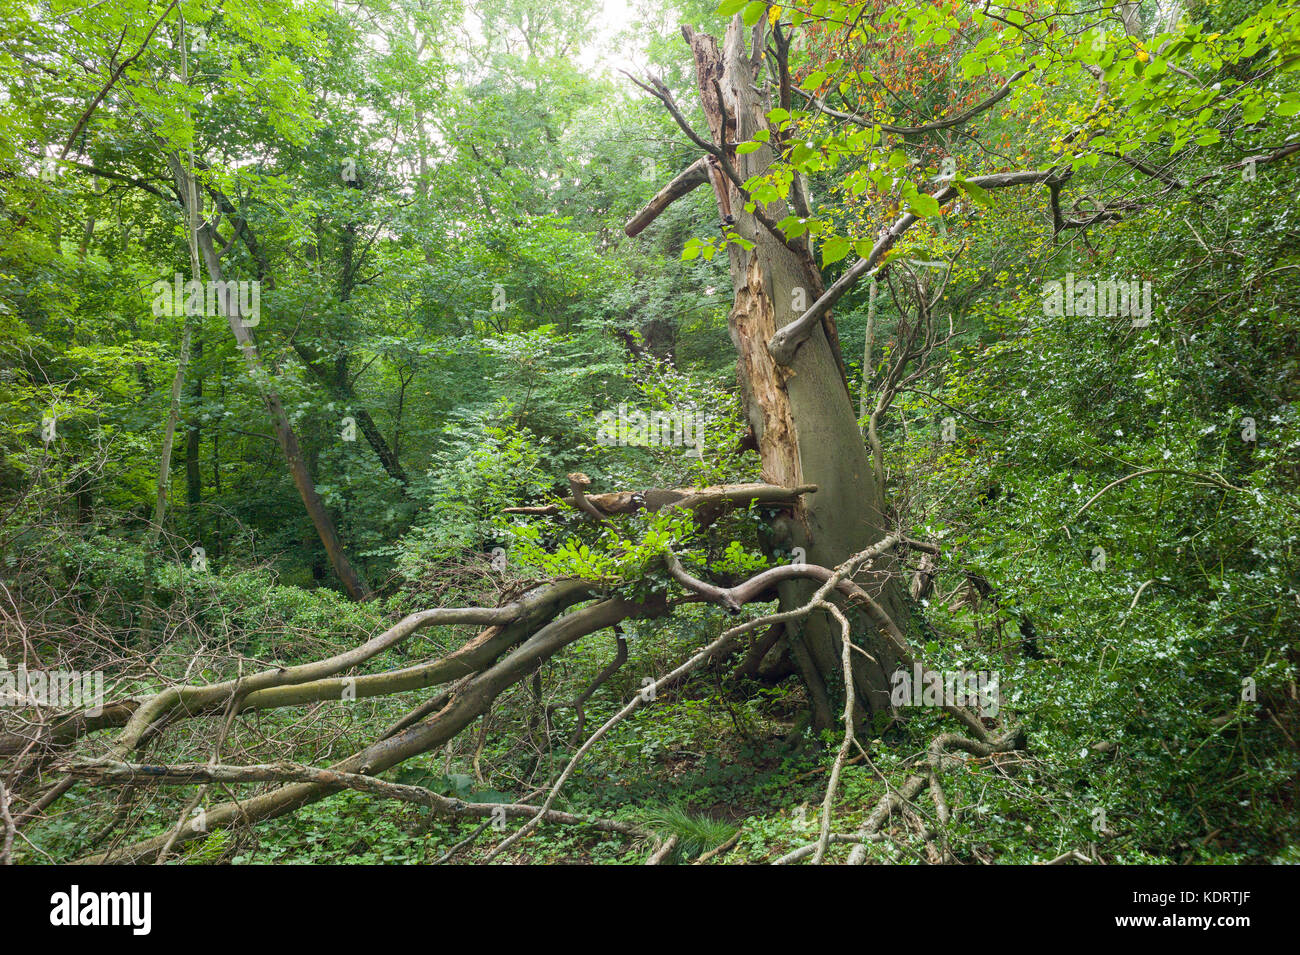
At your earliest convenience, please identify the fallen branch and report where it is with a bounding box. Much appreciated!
[2,579,595,760]
[502,482,817,519]
[71,595,666,863]
[644,834,680,864]
[62,758,648,837]
[486,536,905,860]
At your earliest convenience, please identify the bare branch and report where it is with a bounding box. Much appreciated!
[796,70,1030,135]
[624,156,711,236]
[62,758,648,837]
[768,169,1064,366]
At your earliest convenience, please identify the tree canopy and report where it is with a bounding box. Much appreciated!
[0,0,1297,868]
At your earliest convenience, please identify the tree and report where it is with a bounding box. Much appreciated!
[4,0,1297,867]
[629,19,910,730]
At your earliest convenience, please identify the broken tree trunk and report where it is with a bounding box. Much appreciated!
[631,18,910,728]
[502,481,816,524]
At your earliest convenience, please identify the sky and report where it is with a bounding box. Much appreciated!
[578,0,666,73]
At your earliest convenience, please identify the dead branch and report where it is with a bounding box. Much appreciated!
[624,156,711,236]
[72,595,665,863]
[622,69,813,262]
[795,69,1030,135]
[644,834,680,864]
[768,169,1067,366]
[62,758,648,837]
[694,827,743,864]
[486,535,904,860]
[502,481,817,521]
[2,579,596,759]
[545,627,628,746]
[844,728,1023,864]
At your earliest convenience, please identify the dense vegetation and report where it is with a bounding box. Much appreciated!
[0,0,1297,865]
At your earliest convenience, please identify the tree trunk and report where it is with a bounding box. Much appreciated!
[290,342,409,487]
[147,144,201,548]
[185,336,204,536]
[682,19,908,729]
[148,319,191,543]
[194,226,372,602]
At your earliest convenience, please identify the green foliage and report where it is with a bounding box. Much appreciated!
[636,803,738,858]
[2,0,1296,867]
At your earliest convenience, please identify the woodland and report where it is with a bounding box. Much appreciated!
[0,0,1297,866]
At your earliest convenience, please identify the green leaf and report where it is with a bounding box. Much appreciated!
[778,215,808,239]
[956,179,991,207]
[742,1,767,26]
[908,193,940,217]
[821,235,850,266]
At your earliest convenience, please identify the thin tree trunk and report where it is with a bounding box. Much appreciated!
[147,25,201,547]
[860,276,877,428]
[194,226,372,601]
[159,23,370,600]
[291,342,409,487]
[185,336,204,538]
[148,321,191,543]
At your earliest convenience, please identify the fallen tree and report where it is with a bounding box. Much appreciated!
[2,480,1006,863]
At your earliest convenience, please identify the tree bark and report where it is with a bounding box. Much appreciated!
[194,225,372,601]
[681,18,909,728]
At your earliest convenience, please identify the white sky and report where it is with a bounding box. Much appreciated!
[578,0,664,74]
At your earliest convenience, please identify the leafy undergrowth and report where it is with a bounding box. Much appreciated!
[123,672,1294,866]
